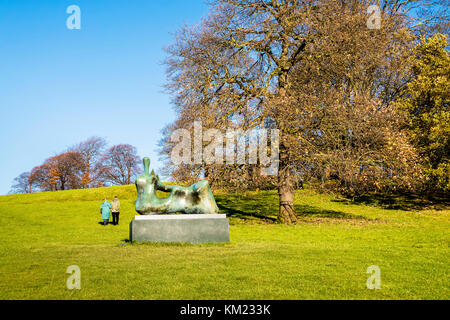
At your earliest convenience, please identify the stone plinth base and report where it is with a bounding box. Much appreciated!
[129,214,229,244]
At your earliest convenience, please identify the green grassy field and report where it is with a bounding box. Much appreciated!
[0,185,448,300]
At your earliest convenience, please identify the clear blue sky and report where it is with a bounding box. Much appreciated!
[0,0,208,194]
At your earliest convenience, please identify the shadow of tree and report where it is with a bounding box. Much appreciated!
[333,192,449,211]
[294,204,370,221]
[217,203,277,223]
[216,193,278,223]
[215,192,374,224]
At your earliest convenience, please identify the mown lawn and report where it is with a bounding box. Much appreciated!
[0,185,448,299]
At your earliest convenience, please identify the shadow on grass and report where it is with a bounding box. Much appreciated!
[216,192,374,224]
[217,203,277,223]
[120,239,190,246]
[333,192,450,211]
[216,193,278,223]
[294,204,371,221]
[120,239,229,247]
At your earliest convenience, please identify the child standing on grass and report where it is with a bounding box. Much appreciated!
[100,198,112,226]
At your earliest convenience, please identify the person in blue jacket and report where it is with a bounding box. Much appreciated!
[100,198,112,226]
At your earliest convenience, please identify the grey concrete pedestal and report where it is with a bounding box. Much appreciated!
[129,214,229,244]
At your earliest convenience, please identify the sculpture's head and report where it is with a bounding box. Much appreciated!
[135,157,158,214]
[142,157,150,175]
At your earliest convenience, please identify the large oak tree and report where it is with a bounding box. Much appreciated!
[164,0,436,223]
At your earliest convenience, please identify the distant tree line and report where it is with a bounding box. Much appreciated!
[10,137,142,194]
[160,0,449,223]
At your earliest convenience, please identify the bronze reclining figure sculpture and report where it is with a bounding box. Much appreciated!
[135,158,219,215]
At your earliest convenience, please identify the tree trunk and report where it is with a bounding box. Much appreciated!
[276,62,297,224]
[277,134,297,224]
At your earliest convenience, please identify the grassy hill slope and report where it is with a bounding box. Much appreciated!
[0,185,448,299]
